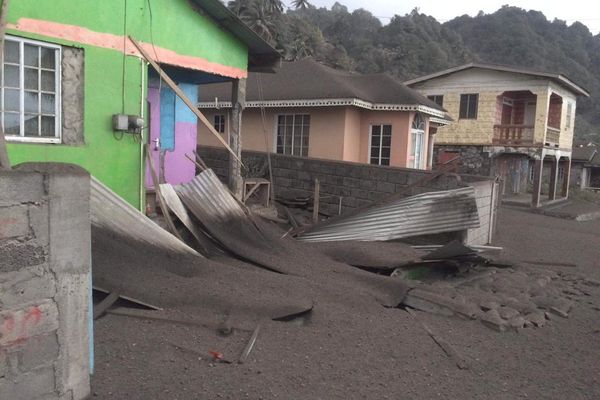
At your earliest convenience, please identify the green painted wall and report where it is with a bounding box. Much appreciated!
[4,0,249,209]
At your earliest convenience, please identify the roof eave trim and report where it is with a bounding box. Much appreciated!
[198,98,448,117]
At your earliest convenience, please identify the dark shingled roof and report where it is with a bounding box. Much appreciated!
[198,58,445,111]
[572,146,598,162]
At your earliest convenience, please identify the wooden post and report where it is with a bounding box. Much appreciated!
[548,156,559,200]
[0,0,12,171]
[229,78,246,200]
[561,157,571,198]
[312,178,320,223]
[531,158,543,208]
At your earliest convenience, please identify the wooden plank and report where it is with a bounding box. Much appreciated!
[106,307,251,333]
[192,150,209,170]
[521,260,577,268]
[312,178,320,223]
[0,0,11,170]
[405,308,469,370]
[145,144,183,240]
[243,182,261,202]
[283,206,299,229]
[128,36,242,166]
[185,153,206,172]
[238,324,261,364]
[93,286,162,310]
[93,292,120,320]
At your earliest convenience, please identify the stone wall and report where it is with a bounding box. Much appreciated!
[434,145,493,176]
[198,147,463,216]
[0,164,91,400]
[61,47,85,146]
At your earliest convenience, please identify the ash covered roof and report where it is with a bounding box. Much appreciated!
[198,58,445,113]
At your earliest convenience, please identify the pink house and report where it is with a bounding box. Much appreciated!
[197,59,451,170]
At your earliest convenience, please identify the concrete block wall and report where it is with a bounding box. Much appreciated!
[0,164,91,400]
[198,147,463,216]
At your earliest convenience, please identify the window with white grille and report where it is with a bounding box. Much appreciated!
[276,114,310,156]
[2,36,61,143]
[369,124,392,166]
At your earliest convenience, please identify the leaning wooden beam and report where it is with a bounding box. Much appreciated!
[128,36,243,166]
[312,178,320,223]
[405,308,469,370]
[238,324,261,364]
[93,286,162,310]
[283,207,299,229]
[93,292,120,320]
[0,0,12,170]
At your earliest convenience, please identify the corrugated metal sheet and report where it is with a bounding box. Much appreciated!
[160,183,215,256]
[90,177,197,256]
[174,169,246,225]
[297,187,480,242]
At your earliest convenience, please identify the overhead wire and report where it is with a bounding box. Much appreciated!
[256,74,276,201]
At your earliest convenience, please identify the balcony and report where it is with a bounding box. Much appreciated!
[493,124,534,146]
[545,126,560,146]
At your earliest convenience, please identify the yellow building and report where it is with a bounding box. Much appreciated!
[406,63,590,207]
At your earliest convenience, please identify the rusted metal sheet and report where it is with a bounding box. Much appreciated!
[174,169,246,225]
[297,187,480,242]
[90,177,197,256]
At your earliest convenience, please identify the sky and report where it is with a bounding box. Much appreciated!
[286,0,600,34]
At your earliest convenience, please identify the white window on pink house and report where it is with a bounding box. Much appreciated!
[411,113,426,169]
[276,114,310,157]
[369,124,391,166]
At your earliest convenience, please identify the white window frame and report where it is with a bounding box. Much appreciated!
[213,114,225,134]
[368,124,392,166]
[2,35,62,144]
[411,113,426,169]
[274,113,310,157]
[459,93,478,120]
[427,94,444,107]
[565,102,573,129]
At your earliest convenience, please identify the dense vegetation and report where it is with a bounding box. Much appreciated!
[228,1,599,142]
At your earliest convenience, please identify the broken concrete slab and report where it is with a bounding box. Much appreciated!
[480,309,507,332]
[525,311,546,327]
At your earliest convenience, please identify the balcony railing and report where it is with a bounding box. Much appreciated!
[545,126,560,145]
[493,124,534,146]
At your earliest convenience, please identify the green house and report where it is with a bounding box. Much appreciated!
[2,0,278,209]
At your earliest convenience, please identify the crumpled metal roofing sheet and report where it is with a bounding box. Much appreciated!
[90,176,197,256]
[297,187,480,242]
[174,169,246,226]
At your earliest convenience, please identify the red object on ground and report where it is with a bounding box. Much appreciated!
[209,351,223,361]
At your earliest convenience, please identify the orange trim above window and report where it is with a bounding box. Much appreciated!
[9,18,248,79]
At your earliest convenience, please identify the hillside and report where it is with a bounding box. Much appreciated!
[229,2,599,142]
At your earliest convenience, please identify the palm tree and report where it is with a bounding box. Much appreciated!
[292,0,310,10]
[229,0,282,43]
[239,1,278,41]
